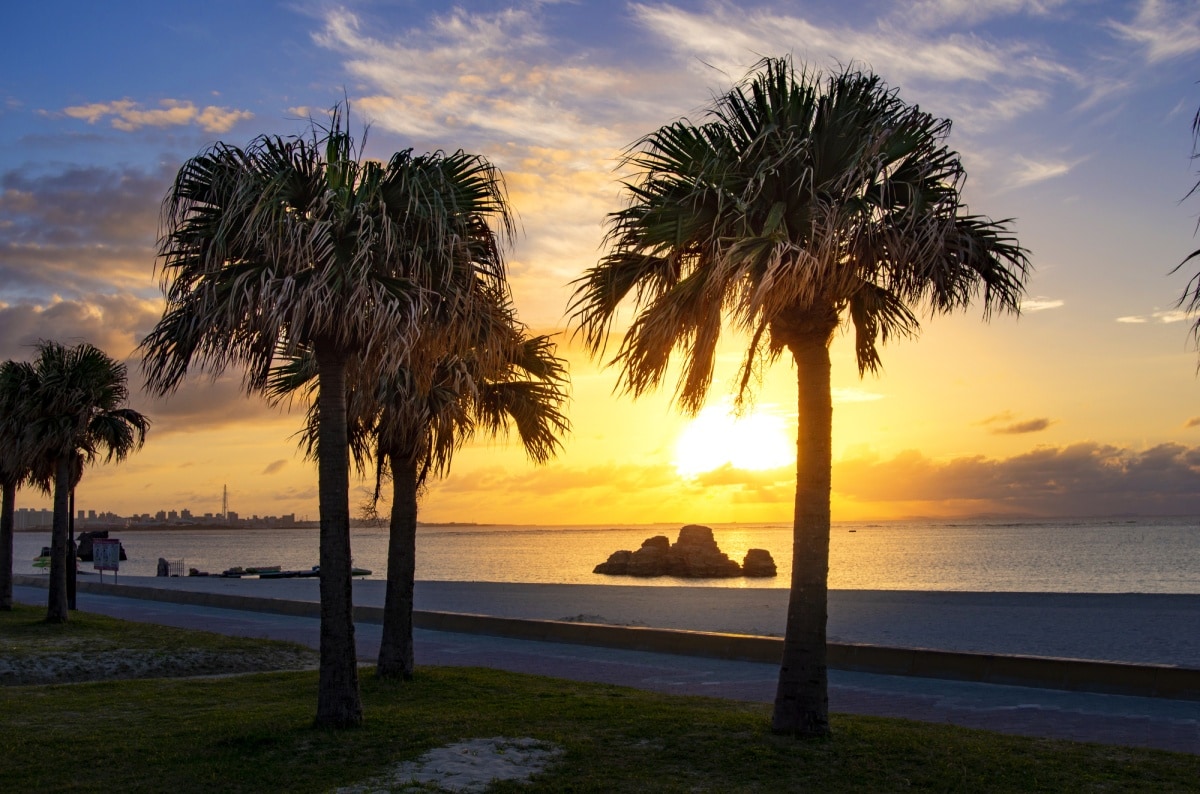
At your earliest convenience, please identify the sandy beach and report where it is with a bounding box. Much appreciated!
[81,575,1200,668]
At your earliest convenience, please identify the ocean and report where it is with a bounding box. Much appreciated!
[12,516,1200,593]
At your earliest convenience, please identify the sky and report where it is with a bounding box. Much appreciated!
[2,0,1200,524]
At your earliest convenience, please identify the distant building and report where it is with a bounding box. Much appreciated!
[15,508,53,530]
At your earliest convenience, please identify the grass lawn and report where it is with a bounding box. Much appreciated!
[2,604,1197,792]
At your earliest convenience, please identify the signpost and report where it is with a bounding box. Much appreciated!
[93,538,121,583]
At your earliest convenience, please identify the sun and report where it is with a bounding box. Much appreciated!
[673,405,793,477]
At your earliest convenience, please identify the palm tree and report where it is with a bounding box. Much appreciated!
[370,298,568,680]
[272,289,569,681]
[570,58,1029,737]
[25,341,149,623]
[0,360,38,611]
[139,107,512,727]
[1176,104,1200,351]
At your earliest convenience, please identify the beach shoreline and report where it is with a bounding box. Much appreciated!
[39,575,1199,669]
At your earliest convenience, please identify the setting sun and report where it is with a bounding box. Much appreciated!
[674,405,794,477]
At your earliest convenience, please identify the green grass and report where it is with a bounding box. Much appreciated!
[1,605,1197,793]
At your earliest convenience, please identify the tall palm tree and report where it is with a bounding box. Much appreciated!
[25,341,149,623]
[570,58,1029,737]
[139,107,512,727]
[0,360,38,611]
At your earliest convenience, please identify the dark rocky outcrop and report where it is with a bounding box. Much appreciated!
[594,524,776,578]
[742,548,778,577]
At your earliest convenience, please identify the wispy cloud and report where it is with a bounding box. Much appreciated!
[1020,297,1064,312]
[832,387,884,403]
[1184,417,1200,429]
[991,417,1054,434]
[262,460,288,475]
[630,2,1066,89]
[1107,0,1200,63]
[903,0,1071,28]
[1007,155,1079,189]
[1116,308,1190,324]
[979,412,1054,434]
[60,98,253,133]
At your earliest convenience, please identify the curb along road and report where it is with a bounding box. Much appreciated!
[15,574,1199,702]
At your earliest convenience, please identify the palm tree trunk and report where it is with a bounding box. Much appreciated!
[67,487,77,610]
[46,455,72,623]
[0,480,15,611]
[771,328,833,737]
[314,342,363,728]
[377,451,419,680]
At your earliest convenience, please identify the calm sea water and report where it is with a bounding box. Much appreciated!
[12,516,1200,593]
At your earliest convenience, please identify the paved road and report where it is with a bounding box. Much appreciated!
[12,585,1199,755]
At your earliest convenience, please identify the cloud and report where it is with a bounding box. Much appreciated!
[315,8,646,156]
[1185,417,1200,428]
[833,442,1200,515]
[990,418,1054,435]
[904,0,1071,28]
[0,293,162,362]
[62,98,254,133]
[262,460,288,475]
[979,412,1053,434]
[1116,309,1190,324]
[628,2,1072,97]
[832,387,884,403]
[1106,0,1200,63]
[0,163,169,299]
[1007,155,1077,188]
[1020,297,1064,312]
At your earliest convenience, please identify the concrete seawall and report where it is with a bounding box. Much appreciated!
[16,574,1200,701]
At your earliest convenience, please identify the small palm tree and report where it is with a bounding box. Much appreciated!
[272,289,569,681]
[0,359,39,611]
[570,58,1029,737]
[370,298,568,680]
[25,341,148,623]
[139,107,512,727]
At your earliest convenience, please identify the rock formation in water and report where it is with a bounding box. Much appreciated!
[593,524,776,578]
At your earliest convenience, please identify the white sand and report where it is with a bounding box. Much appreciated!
[73,576,1200,667]
[335,738,561,794]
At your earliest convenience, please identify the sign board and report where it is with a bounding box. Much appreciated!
[93,538,121,572]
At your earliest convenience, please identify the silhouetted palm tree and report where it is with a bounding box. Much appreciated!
[371,299,568,680]
[273,289,569,681]
[570,58,1029,737]
[1175,105,1200,353]
[26,341,148,623]
[0,359,38,611]
[139,107,511,727]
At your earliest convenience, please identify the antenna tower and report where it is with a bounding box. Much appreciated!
[222,484,228,521]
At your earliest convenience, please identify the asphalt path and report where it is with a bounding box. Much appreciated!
[11,585,1199,755]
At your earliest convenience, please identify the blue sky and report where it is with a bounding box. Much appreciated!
[3,1,1200,522]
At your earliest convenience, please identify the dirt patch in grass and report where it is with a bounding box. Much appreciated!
[0,604,317,685]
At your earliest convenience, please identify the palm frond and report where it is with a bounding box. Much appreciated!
[570,56,1029,403]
